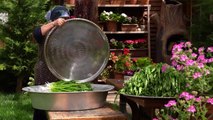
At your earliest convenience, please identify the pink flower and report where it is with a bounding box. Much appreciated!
[191,53,197,58]
[185,59,194,66]
[205,70,210,75]
[152,118,158,120]
[176,65,183,71]
[195,97,201,102]
[207,98,213,105]
[172,44,183,54]
[207,58,213,63]
[171,60,177,66]
[187,105,196,113]
[179,92,189,98]
[197,55,207,63]
[207,47,213,52]
[179,92,195,100]
[193,72,202,79]
[164,100,177,107]
[161,64,168,72]
[197,63,204,68]
[185,42,192,48]
[198,47,205,54]
[124,40,134,44]
[180,55,188,61]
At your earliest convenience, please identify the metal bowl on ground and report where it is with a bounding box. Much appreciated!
[22,18,113,110]
[22,84,114,110]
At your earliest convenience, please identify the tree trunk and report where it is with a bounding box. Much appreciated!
[74,0,98,23]
[153,0,188,64]
[16,75,24,93]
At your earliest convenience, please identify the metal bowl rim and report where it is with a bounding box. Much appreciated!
[22,84,114,94]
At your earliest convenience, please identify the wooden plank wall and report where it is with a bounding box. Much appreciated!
[149,0,191,62]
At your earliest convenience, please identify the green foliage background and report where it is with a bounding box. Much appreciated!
[190,0,213,47]
[0,0,52,91]
[0,93,32,120]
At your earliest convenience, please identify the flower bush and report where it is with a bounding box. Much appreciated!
[99,11,120,22]
[119,13,138,24]
[171,42,213,95]
[120,41,213,97]
[154,92,213,120]
[110,38,147,49]
[109,48,133,73]
[108,48,152,76]
[99,11,139,24]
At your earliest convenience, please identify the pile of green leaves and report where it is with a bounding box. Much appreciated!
[49,81,93,92]
[120,63,187,97]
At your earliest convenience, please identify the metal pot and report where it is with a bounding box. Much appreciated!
[22,84,114,110]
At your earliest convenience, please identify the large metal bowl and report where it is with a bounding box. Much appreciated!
[22,84,114,110]
[24,19,112,111]
[44,18,109,82]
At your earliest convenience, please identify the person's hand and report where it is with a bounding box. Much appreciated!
[52,18,67,26]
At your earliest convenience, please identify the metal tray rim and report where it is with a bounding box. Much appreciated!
[22,84,114,94]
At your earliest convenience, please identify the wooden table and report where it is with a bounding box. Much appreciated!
[47,103,127,120]
[106,79,172,120]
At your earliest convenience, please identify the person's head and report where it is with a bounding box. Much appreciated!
[45,5,70,21]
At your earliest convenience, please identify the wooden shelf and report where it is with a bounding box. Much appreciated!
[110,48,148,51]
[66,3,151,58]
[110,48,148,57]
[67,4,151,8]
[104,31,148,34]
[98,4,151,7]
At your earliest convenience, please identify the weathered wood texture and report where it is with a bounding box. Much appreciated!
[152,0,188,63]
[74,0,98,23]
[149,0,162,61]
[48,104,128,120]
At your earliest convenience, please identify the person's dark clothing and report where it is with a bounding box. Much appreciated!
[33,26,58,85]
[33,26,58,120]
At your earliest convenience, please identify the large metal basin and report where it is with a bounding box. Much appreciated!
[44,18,109,83]
[22,84,114,110]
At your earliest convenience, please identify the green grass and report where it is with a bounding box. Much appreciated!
[0,92,33,120]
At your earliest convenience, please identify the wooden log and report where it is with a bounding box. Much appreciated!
[153,0,188,63]
[74,0,98,23]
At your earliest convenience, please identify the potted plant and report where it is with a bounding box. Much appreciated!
[109,38,125,49]
[100,11,121,31]
[120,42,213,96]
[123,38,147,49]
[109,48,134,79]
[119,13,139,31]
[119,41,213,119]
[154,92,213,120]
[170,42,213,95]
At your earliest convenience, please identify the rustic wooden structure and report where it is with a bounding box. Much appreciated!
[74,0,98,23]
[52,0,192,62]
[152,0,188,63]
